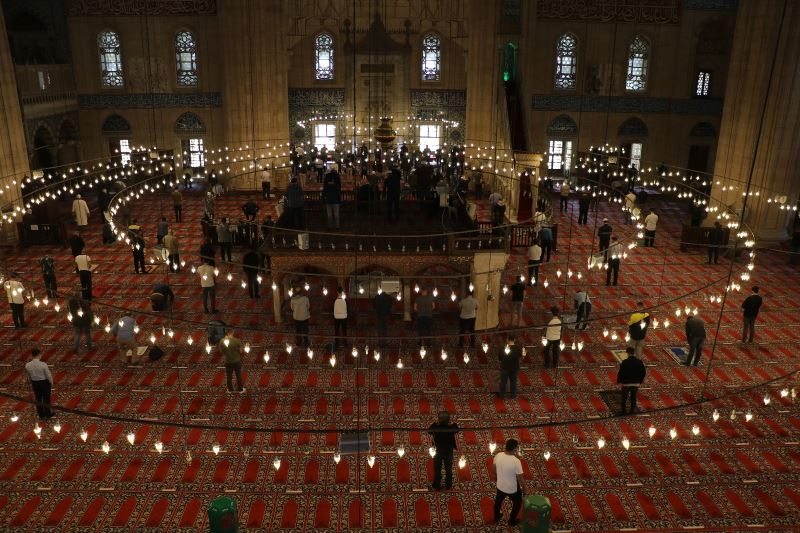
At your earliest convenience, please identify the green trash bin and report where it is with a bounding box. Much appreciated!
[522,494,551,533]
[208,496,238,533]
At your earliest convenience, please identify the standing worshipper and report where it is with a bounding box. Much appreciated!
[72,194,90,229]
[183,170,192,190]
[4,272,26,328]
[684,313,706,367]
[741,286,763,343]
[197,261,217,313]
[385,166,402,221]
[322,170,342,229]
[643,209,658,246]
[111,314,139,364]
[69,231,85,257]
[605,236,622,286]
[156,217,169,245]
[242,246,260,299]
[68,292,93,353]
[597,218,613,254]
[509,276,526,327]
[217,218,233,262]
[290,288,311,347]
[285,177,304,229]
[171,187,183,222]
[242,200,259,222]
[708,221,724,264]
[131,231,146,274]
[200,237,216,266]
[624,190,637,224]
[617,346,646,415]
[498,336,521,399]
[574,288,591,330]
[261,169,271,199]
[163,229,180,272]
[559,181,570,212]
[578,193,590,225]
[39,255,57,298]
[219,328,245,393]
[543,306,562,368]
[373,289,394,348]
[414,287,435,348]
[97,188,110,223]
[74,252,93,300]
[627,303,651,356]
[539,225,553,262]
[458,290,479,348]
[428,411,460,491]
[333,287,348,349]
[526,240,542,284]
[25,349,53,419]
[492,439,525,526]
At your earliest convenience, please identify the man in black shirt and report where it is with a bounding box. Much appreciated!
[428,411,460,491]
[385,167,402,221]
[200,238,216,266]
[509,276,525,327]
[578,193,591,225]
[598,219,612,253]
[708,222,724,264]
[741,286,763,343]
[69,231,85,257]
[498,335,522,399]
[617,346,646,415]
[242,247,261,299]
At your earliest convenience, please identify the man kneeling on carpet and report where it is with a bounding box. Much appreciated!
[617,346,646,415]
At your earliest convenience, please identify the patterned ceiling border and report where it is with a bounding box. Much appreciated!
[288,89,346,108]
[410,90,466,108]
[532,94,724,115]
[78,92,222,109]
[536,0,680,24]
[685,0,738,9]
[66,0,216,16]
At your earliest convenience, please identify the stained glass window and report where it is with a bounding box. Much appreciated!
[554,33,577,89]
[421,33,441,81]
[98,31,123,87]
[695,70,711,96]
[119,139,132,166]
[625,35,649,92]
[189,138,205,167]
[548,139,573,171]
[175,30,198,87]
[315,33,334,80]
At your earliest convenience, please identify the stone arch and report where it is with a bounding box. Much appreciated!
[546,114,578,137]
[617,117,648,137]
[101,113,131,135]
[174,112,205,135]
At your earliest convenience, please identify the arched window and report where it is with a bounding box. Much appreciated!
[98,30,123,87]
[554,33,577,89]
[314,32,334,80]
[421,33,441,81]
[175,30,198,87]
[625,35,649,92]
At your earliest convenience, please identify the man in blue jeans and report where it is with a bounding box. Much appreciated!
[492,439,525,525]
[498,336,521,399]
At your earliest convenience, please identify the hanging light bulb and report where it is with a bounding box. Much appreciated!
[374,351,381,361]
[763,394,771,405]
[602,328,609,338]
[333,453,341,464]
[80,429,88,442]
[263,350,270,363]
[351,346,358,358]
[307,348,314,360]
[396,358,403,369]
[745,411,753,422]
[691,425,700,436]
[622,437,631,450]
[304,282,310,291]
[212,443,221,455]
[712,409,720,422]
[463,352,470,364]
[271,282,277,291]
[273,457,282,470]
[52,422,62,433]
[126,432,136,445]
[610,331,618,341]
[458,455,467,469]
[482,342,489,353]
[648,427,657,438]
[488,442,497,454]
[543,279,549,288]
[397,446,405,458]
[543,450,551,461]
[450,292,457,302]
[502,285,509,294]
[329,355,336,367]
[205,343,212,354]
[663,318,670,328]
[102,441,111,454]
[780,389,789,398]
[577,341,584,351]
[432,287,438,297]
[597,437,606,449]
[286,343,293,354]
[428,446,437,458]
[322,286,328,296]
[419,346,426,358]
[149,333,156,344]
[367,455,376,468]
[154,441,164,453]
[10,413,19,422]
[669,428,678,440]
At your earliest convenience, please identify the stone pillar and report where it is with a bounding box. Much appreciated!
[0,8,31,243]
[220,0,290,189]
[473,251,508,331]
[465,0,500,147]
[710,0,800,242]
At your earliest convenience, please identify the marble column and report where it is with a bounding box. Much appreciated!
[473,251,508,331]
[219,0,290,189]
[465,0,500,147]
[0,8,31,243]
[710,0,800,242]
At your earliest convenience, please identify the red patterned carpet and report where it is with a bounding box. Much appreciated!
[1,188,799,531]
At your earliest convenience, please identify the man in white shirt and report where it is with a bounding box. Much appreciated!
[544,306,562,368]
[197,262,217,313]
[291,288,311,347]
[25,348,53,419]
[333,287,348,348]
[643,209,659,247]
[458,290,479,348]
[526,242,542,284]
[492,438,525,525]
[75,253,93,300]
[261,169,271,199]
[5,272,26,328]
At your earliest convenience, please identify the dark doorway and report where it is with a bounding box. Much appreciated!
[687,145,710,173]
